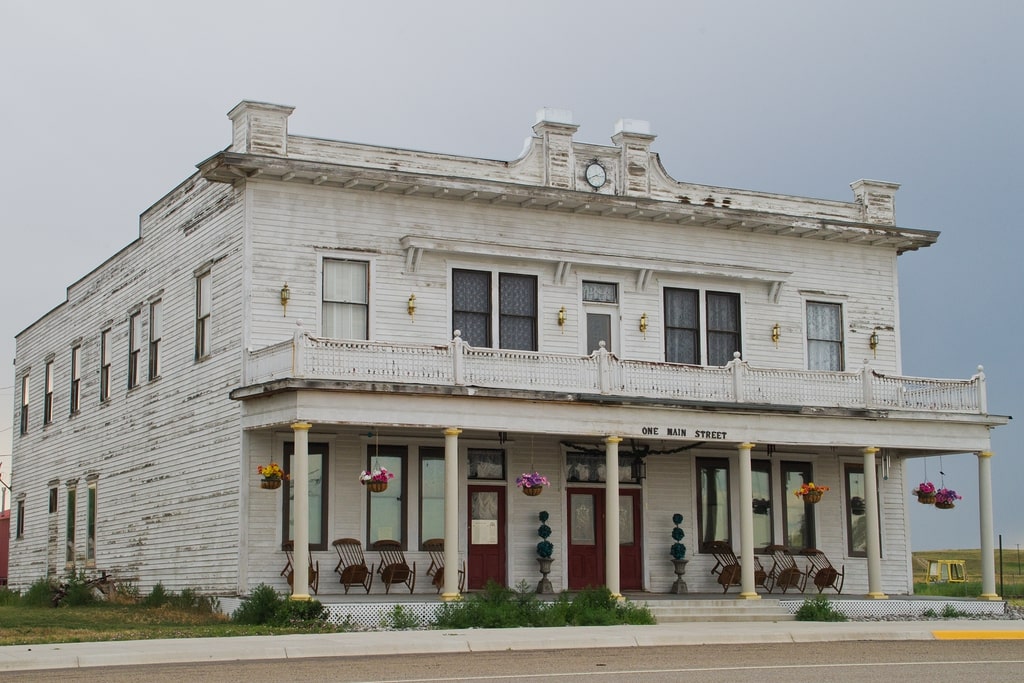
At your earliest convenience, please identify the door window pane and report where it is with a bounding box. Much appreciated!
[570,493,596,545]
[586,313,612,354]
[697,458,731,552]
[619,497,634,545]
[323,259,369,339]
[453,269,491,347]
[807,301,844,371]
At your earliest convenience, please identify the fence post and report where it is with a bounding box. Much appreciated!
[293,322,306,378]
[596,342,611,394]
[862,361,873,408]
[729,352,744,403]
[451,330,465,386]
[975,365,987,414]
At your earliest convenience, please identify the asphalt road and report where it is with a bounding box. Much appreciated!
[5,640,1024,682]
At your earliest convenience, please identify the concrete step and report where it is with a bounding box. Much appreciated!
[643,598,796,623]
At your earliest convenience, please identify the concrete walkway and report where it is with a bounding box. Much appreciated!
[2,620,1024,672]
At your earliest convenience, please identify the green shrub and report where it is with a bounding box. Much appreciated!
[21,578,56,607]
[232,583,284,625]
[941,603,968,618]
[141,582,170,608]
[794,595,847,622]
[0,587,20,606]
[275,598,327,627]
[380,604,421,630]
[60,572,99,607]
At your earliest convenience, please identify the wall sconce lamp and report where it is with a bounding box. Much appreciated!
[558,306,566,333]
[771,323,781,347]
[407,293,416,322]
[639,312,649,338]
[869,328,879,358]
[279,283,291,317]
[630,455,647,481]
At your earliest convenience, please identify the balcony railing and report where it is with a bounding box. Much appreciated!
[244,329,988,415]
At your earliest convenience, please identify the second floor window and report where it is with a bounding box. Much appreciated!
[128,311,141,389]
[452,269,538,351]
[20,373,29,435]
[43,360,54,425]
[149,300,162,380]
[70,346,81,414]
[664,288,741,366]
[322,259,368,339]
[100,329,112,401]
[807,301,843,371]
[195,272,211,359]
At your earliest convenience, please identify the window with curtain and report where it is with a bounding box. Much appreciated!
[751,460,773,552]
[323,259,368,339]
[706,291,741,366]
[696,458,731,552]
[452,269,491,347]
[664,287,700,364]
[845,463,868,557]
[807,301,844,371]
[128,310,141,388]
[366,445,407,547]
[419,447,445,546]
[498,273,537,351]
[453,269,538,350]
[283,442,329,551]
[781,461,815,549]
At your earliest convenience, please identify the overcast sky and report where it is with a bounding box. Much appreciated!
[1,1,1020,552]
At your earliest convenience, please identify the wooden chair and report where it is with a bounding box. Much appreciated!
[765,544,807,593]
[423,538,465,594]
[372,539,416,594]
[280,541,320,595]
[801,548,845,593]
[331,538,373,594]
[708,541,767,593]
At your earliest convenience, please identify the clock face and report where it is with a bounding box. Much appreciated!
[585,162,607,189]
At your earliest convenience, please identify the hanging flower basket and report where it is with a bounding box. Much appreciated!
[934,487,961,510]
[365,480,388,493]
[935,501,955,510]
[256,462,287,490]
[516,472,550,496]
[913,482,937,505]
[360,466,394,492]
[794,482,828,504]
[522,485,543,496]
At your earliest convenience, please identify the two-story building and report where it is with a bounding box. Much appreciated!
[8,100,1007,601]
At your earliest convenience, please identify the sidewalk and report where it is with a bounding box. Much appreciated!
[2,620,1024,672]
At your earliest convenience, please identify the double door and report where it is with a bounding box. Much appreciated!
[566,488,642,590]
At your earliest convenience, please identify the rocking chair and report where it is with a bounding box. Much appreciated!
[801,548,845,594]
[331,537,374,594]
[372,539,416,594]
[708,541,767,593]
[423,538,465,594]
[280,541,320,595]
[765,544,807,593]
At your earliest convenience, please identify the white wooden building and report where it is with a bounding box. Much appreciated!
[8,100,1008,601]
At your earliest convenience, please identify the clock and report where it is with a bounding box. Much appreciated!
[584,161,607,189]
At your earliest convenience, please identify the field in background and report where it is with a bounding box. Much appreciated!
[912,548,1024,597]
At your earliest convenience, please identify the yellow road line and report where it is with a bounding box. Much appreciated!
[933,630,1024,640]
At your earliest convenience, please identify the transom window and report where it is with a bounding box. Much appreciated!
[452,269,537,350]
[807,301,844,371]
[664,288,741,366]
[323,259,369,339]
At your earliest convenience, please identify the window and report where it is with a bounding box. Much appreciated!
[66,485,77,567]
[583,281,618,354]
[100,328,112,401]
[19,373,29,435]
[452,269,492,347]
[49,486,58,514]
[419,447,445,546]
[807,301,843,371]
[43,361,54,425]
[149,299,162,380]
[845,464,868,557]
[751,460,773,552]
[128,311,141,388]
[453,269,538,350]
[195,271,211,359]
[664,288,741,365]
[282,442,329,551]
[87,482,98,565]
[468,448,505,480]
[696,458,731,552]
[781,461,816,549]
[323,259,368,339]
[69,346,81,414]
[16,499,25,539]
[366,445,407,547]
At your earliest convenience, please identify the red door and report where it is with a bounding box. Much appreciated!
[567,488,643,590]
[467,485,506,589]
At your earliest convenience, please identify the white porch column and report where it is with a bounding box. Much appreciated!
[737,443,760,600]
[862,447,887,599]
[605,436,622,599]
[978,450,1000,599]
[290,422,312,601]
[442,427,463,601]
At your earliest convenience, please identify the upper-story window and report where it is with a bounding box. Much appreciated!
[128,311,141,389]
[149,299,162,380]
[453,269,537,351]
[322,259,368,339]
[69,345,81,415]
[19,373,29,435]
[582,281,617,354]
[807,301,843,371]
[664,288,741,366]
[43,360,54,425]
[99,328,112,402]
[195,271,211,360]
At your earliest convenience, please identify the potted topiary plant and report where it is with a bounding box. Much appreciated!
[669,513,688,594]
[536,511,554,593]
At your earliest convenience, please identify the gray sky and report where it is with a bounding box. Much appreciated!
[1,0,1020,552]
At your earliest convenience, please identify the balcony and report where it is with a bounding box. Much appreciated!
[243,329,988,415]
